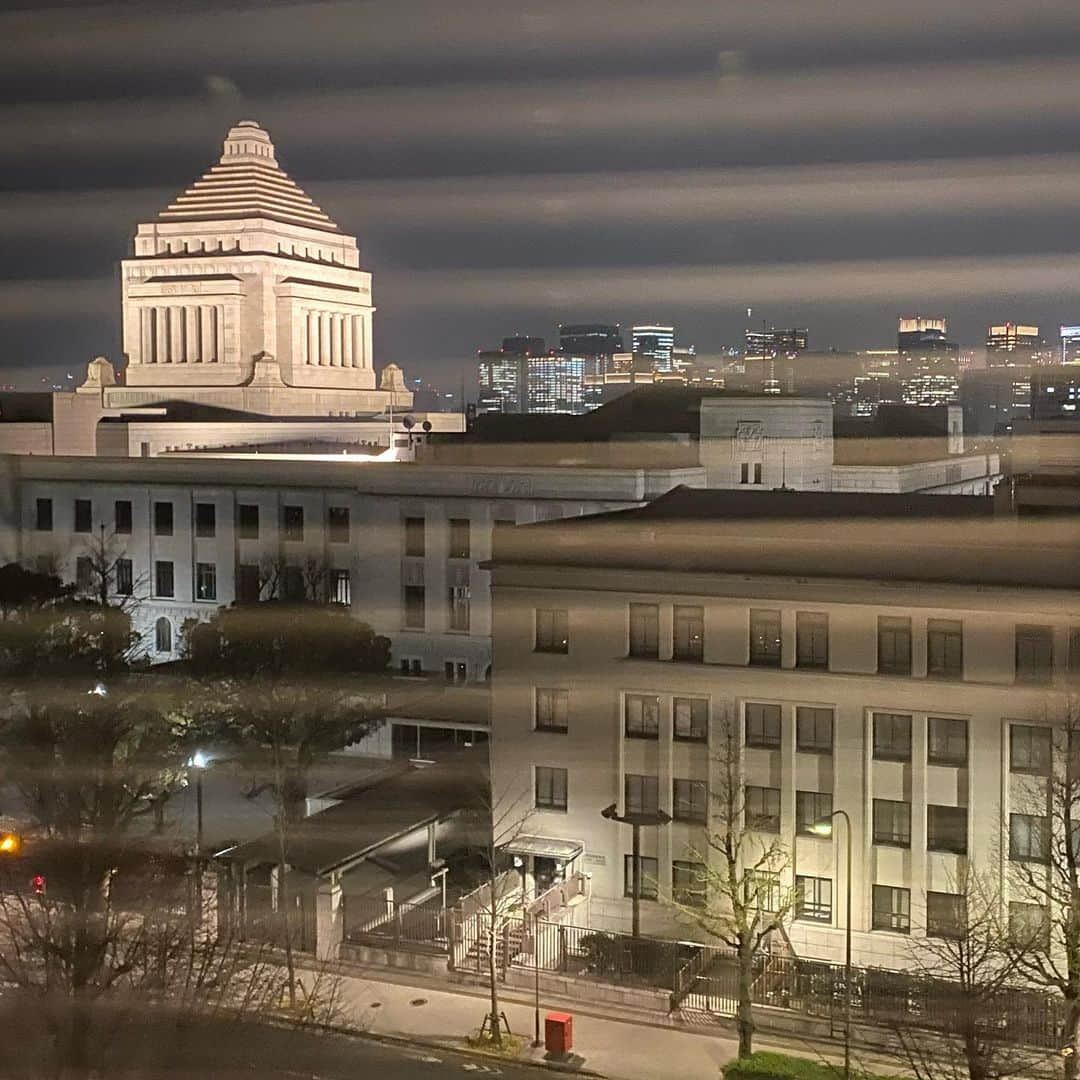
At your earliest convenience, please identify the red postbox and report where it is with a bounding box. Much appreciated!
[544,1011,573,1055]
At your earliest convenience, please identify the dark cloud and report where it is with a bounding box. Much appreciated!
[3,0,1080,387]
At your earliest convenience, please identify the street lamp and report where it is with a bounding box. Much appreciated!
[188,751,209,855]
[810,809,853,1080]
[601,803,672,939]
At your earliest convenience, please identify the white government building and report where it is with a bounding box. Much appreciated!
[487,491,1080,968]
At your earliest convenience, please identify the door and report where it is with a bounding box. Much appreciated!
[533,857,558,895]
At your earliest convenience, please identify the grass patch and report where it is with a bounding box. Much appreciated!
[724,1051,903,1080]
[465,1030,525,1058]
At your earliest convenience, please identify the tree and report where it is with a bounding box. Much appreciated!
[0,561,71,618]
[182,601,389,1004]
[72,526,146,613]
[675,704,797,1058]
[1004,696,1080,1078]
[890,866,1044,1080]
[0,595,197,1076]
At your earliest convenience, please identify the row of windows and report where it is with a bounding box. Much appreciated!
[622,862,1049,944]
[401,584,472,633]
[403,516,473,559]
[36,498,353,544]
[537,605,1080,684]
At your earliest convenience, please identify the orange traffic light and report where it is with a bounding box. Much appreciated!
[0,832,21,855]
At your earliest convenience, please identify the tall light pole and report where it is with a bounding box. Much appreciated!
[189,751,209,855]
[811,809,853,1080]
[601,803,672,939]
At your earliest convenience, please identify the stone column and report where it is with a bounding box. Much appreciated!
[319,313,331,367]
[214,305,225,364]
[330,314,342,366]
[200,306,215,363]
[140,308,153,364]
[352,316,363,369]
[169,306,184,363]
[315,877,343,962]
[307,311,318,366]
[185,306,199,363]
[155,306,169,363]
[342,316,354,367]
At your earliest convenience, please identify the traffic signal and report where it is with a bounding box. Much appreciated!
[31,874,45,895]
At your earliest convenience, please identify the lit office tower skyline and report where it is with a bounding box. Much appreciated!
[743,326,809,358]
[525,354,590,414]
[476,350,522,414]
[631,324,675,371]
[985,322,1045,365]
[558,323,623,358]
[897,316,958,354]
[1061,325,1080,364]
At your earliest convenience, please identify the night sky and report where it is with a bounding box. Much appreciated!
[4,0,1080,391]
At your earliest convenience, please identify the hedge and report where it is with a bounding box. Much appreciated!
[724,1051,903,1080]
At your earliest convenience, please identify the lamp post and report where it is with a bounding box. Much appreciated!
[189,751,209,855]
[601,803,672,939]
[811,809,853,1080]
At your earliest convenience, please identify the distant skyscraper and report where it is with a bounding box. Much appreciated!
[743,327,808,358]
[477,350,523,414]
[558,324,623,358]
[525,354,588,414]
[897,316,958,354]
[1060,325,1080,364]
[631,324,675,371]
[1031,366,1080,420]
[501,335,546,357]
[985,323,1045,365]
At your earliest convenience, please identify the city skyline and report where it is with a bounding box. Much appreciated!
[4,1,1080,390]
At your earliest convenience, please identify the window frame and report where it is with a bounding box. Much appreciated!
[282,504,304,542]
[237,503,260,540]
[795,611,829,669]
[35,497,53,532]
[927,804,968,855]
[673,778,708,824]
[623,855,659,901]
[1015,624,1054,684]
[796,706,833,754]
[795,790,833,836]
[328,505,350,544]
[448,518,470,559]
[535,766,568,812]
[115,557,133,597]
[404,516,425,557]
[872,798,912,848]
[194,502,216,539]
[673,604,704,662]
[114,499,132,535]
[927,618,963,679]
[873,711,912,762]
[330,568,351,606]
[673,696,708,742]
[672,860,706,908]
[871,884,911,934]
[624,693,661,739]
[535,688,569,733]
[154,559,174,599]
[403,584,426,629]
[745,784,781,833]
[624,773,660,816]
[927,891,966,940]
[1009,812,1049,863]
[795,875,833,923]
[153,501,173,538]
[535,608,569,654]
[928,716,968,766]
[73,498,92,534]
[745,702,781,749]
[628,603,660,659]
[877,616,912,675]
[749,608,782,667]
[1010,723,1052,776]
[194,561,217,602]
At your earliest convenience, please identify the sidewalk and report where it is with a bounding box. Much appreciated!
[309,960,900,1080]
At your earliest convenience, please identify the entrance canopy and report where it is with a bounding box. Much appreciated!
[503,835,583,862]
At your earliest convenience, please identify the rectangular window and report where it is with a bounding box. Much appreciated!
[448,584,470,632]
[1010,813,1049,863]
[927,891,966,940]
[403,585,425,628]
[448,518,470,558]
[1010,724,1052,776]
[796,876,832,923]
[877,616,912,675]
[873,712,912,762]
[623,855,659,900]
[330,569,351,606]
[672,861,706,908]
[795,791,833,836]
[535,766,568,812]
[674,697,708,742]
[115,558,133,596]
[445,660,468,684]
[745,785,781,833]
[673,778,707,824]
[796,706,833,754]
[796,612,829,669]
[745,702,781,749]
[927,619,963,679]
[928,717,968,766]
[237,504,260,540]
[114,499,132,535]
[75,555,93,592]
[404,516,425,557]
[625,773,659,816]
[282,505,304,542]
[1009,902,1050,951]
[194,502,216,538]
[35,497,52,532]
[74,499,92,533]
[154,560,174,598]
[328,506,350,544]
[673,605,704,662]
[195,562,217,601]
[629,603,660,659]
[237,563,260,604]
[749,609,782,667]
[739,461,763,485]
[872,799,911,847]
[535,609,569,653]
[1016,624,1054,684]
[927,804,968,854]
[153,501,173,537]
[872,885,911,933]
[535,688,569,733]
[746,869,782,911]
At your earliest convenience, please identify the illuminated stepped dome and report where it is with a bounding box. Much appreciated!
[159,121,339,233]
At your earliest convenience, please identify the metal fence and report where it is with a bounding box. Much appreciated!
[342,895,447,953]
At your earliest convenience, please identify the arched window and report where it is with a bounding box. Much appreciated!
[155,617,172,654]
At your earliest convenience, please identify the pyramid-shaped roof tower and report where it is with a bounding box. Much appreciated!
[158,121,339,234]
